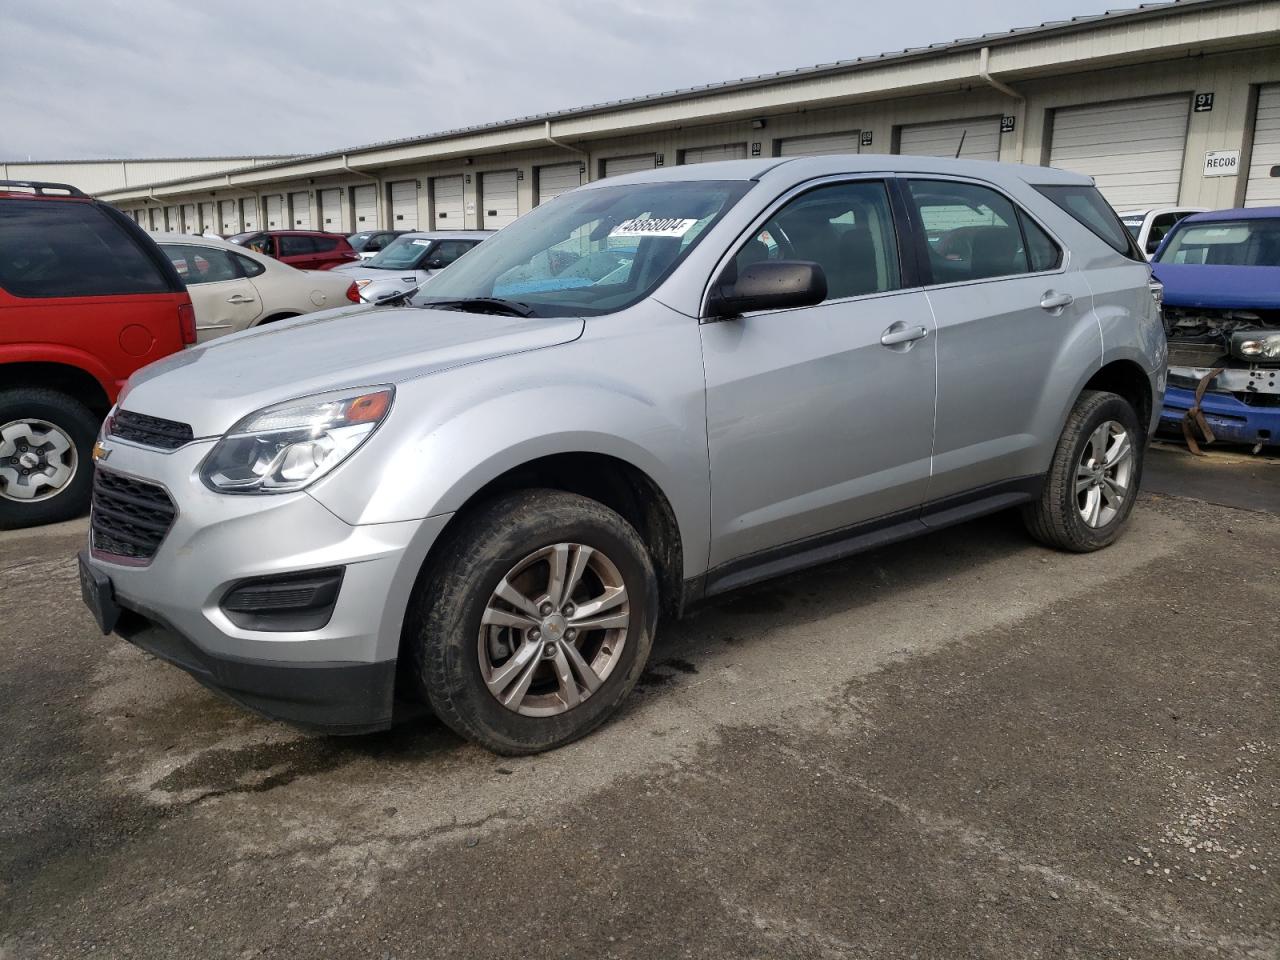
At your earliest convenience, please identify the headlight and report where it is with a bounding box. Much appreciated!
[1232,330,1280,361]
[200,386,393,494]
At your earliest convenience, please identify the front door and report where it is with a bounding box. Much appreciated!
[700,178,937,571]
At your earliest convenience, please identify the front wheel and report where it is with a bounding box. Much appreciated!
[405,489,658,755]
[1022,389,1144,552]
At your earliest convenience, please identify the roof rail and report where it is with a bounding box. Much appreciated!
[0,179,87,197]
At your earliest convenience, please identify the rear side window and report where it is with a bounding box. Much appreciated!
[278,235,316,257]
[1021,215,1063,272]
[0,200,170,298]
[1035,184,1142,259]
[233,253,266,277]
[905,180,1030,283]
[312,236,339,252]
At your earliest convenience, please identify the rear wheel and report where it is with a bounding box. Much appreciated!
[1022,389,1143,552]
[0,388,99,529]
[405,489,658,754]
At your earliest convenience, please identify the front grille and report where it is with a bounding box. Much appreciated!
[111,409,194,450]
[91,469,177,561]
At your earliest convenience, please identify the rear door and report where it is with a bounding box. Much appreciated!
[899,177,1092,506]
[701,177,937,574]
[162,241,262,341]
[276,234,318,268]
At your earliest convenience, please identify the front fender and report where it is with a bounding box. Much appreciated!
[307,311,711,579]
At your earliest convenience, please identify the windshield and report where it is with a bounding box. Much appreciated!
[366,236,433,270]
[410,180,752,317]
[1120,216,1144,241]
[1156,218,1280,267]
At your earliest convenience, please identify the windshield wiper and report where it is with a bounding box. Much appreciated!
[417,297,537,317]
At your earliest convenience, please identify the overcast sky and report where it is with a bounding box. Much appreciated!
[1,0,1129,161]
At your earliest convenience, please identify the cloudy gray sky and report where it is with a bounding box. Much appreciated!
[2,0,1127,161]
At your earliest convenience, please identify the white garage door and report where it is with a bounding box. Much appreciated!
[1245,84,1280,206]
[182,204,199,233]
[241,197,259,231]
[777,131,861,157]
[218,200,238,234]
[390,180,419,229]
[289,192,311,229]
[536,163,582,205]
[899,117,1002,161]
[603,154,657,177]
[265,195,284,229]
[352,185,377,228]
[164,206,179,232]
[480,171,519,229]
[682,143,748,164]
[432,175,464,228]
[197,202,214,233]
[1049,96,1190,209]
[317,188,343,232]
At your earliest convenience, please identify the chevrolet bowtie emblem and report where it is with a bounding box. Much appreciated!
[92,441,111,462]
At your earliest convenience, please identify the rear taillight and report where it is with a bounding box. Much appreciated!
[345,282,360,304]
[178,302,197,345]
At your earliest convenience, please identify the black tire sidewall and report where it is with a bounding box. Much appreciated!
[417,491,658,754]
[1054,394,1144,550]
[0,389,99,529]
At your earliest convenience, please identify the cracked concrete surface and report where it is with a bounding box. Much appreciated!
[0,446,1276,958]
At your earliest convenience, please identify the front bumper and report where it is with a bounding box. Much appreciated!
[1160,381,1280,448]
[82,437,451,731]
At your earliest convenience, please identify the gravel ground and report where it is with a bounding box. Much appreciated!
[0,445,1276,959]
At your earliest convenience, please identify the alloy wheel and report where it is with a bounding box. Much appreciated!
[1075,419,1133,528]
[478,542,630,717]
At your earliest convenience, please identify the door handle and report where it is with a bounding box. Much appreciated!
[880,324,929,346]
[226,295,256,304]
[1040,292,1074,311]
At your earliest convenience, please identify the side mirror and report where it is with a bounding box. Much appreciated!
[707,260,827,318]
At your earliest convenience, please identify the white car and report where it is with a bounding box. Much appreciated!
[1117,207,1207,259]
[155,234,359,342]
[333,230,492,302]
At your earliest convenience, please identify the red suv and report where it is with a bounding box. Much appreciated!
[227,230,360,270]
[0,180,193,528]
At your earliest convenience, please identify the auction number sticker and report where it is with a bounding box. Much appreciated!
[609,217,699,238]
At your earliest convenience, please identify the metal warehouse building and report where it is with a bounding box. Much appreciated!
[97,0,1280,234]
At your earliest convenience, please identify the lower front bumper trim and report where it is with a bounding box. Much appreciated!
[115,607,399,735]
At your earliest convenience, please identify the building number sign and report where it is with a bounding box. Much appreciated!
[1194,92,1214,112]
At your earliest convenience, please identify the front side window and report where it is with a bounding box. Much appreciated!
[428,240,477,266]
[1156,218,1280,267]
[312,236,339,252]
[162,244,241,284]
[905,180,1047,283]
[0,200,171,298]
[414,180,751,317]
[728,180,902,301]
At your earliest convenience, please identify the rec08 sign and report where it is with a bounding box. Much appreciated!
[1203,150,1240,177]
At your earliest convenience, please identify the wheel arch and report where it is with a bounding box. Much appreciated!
[0,360,112,417]
[1082,359,1153,433]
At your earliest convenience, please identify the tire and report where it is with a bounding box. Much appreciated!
[1022,389,1144,552]
[405,489,659,755]
[0,388,99,530]
[256,312,299,326]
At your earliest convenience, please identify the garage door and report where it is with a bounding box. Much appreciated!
[432,175,464,228]
[219,200,238,234]
[899,117,1001,161]
[197,202,213,233]
[480,171,519,229]
[265,195,284,229]
[1245,84,1280,206]
[682,143,748,164]
[317,188,343,232]
[777,131,861,157]
[602,154,656,177]
[389,180,419,229]
[1049,96,1190,208]
[289,192,311,229]
[164,207,179,233]
[241,197,259,231]
[536,162,582,205]
[352,185,377,228]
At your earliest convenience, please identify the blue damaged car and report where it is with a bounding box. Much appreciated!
[1151,207,1280,450]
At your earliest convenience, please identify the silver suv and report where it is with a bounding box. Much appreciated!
[79,157,1166,754]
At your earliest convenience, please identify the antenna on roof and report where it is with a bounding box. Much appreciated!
[954,130,968,159]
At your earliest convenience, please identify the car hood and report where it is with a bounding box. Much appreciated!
[331,262,424,280]
[1152,262,1280,311]
[123,304,584,438]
